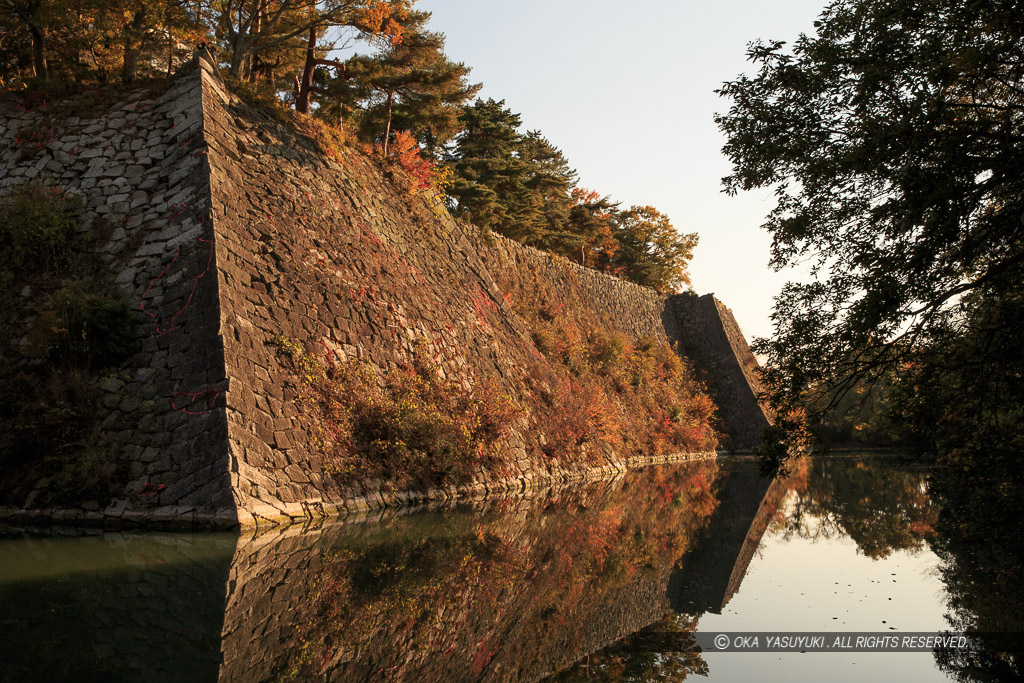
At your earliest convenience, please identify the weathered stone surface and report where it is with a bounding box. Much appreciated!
[0,51,769,530]
[0,56,232,529]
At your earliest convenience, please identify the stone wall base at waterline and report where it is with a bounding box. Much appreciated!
[0,450,716,532]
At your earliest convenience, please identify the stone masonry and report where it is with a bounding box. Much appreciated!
[0,52,770,528]
[1,62,234,528]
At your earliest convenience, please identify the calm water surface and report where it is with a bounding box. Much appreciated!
[0,456,1017,681]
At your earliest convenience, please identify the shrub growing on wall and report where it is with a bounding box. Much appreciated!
[0,182,138,507]
[0,182,81,272]
[273,337,521,489]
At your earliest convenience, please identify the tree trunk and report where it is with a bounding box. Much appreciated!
[229,44,243,75]
[28,23,47,81]
[229,34,253,80]
[383,91,394,156]
[121,7,148,84]
[228,25,251,78]
[167,33,174,76]
[121,46,142,84]
[295,25,317,114]
[166,6,174,77]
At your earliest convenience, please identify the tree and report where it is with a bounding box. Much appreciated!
[293,0,410,114]
[612,206,697,292]
[112,0,203,83]
[0,0,49,80]
[215,0,384,81]
[343,10,479,156]
[514,130,575,247]
[118,2,151,83]
[445,100,578,246]
[445,101,698,290]
[445,98,529,232]
[566,188,618,269]
[716,0,1024,468]
[0,0,206,86]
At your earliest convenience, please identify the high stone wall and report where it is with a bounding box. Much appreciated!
[0,64,234,527]
[0,53,770,528]
[481,233,770,452]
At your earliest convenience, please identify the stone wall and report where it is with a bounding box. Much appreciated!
[670,294,771,450]
[198,60,548,524]
[483,232,678,344]
[0,52,769,528]
[0,63,235,527]
[481,234,769,450]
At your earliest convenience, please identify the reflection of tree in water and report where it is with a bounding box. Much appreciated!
[546,614,707,682]
[775,457,938,559]
[929,454,1023,682]
[774,454,1022,681]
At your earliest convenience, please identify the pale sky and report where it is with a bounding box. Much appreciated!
[414,0,829,343]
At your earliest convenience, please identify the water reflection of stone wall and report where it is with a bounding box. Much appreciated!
[667,460,789,615]
[217,461,724,681]
[0,460,787,681]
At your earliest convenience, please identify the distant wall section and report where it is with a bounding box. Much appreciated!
[481,235,769,451]
[670,294,770,450]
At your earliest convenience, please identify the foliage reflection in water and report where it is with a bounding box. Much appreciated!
[0,455,1020,682]
[1,461,722,681]
[557,456,1020,683]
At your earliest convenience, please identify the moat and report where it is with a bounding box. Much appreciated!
[0,456,1018,681]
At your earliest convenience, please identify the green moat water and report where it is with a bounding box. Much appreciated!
[0,457,1018,681]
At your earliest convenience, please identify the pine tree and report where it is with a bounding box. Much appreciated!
[342,10,479,156]
[445,101,579,246]
[516,130,576,248]
[293,0,411,114]
[445,98,529,232]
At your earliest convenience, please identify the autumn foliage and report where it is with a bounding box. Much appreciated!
[270,460,721,680]
[498,258,719,463]
[272,337,520,489]
[352,0,409,44]
[526,319,718,463]
[387,130,436,191]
